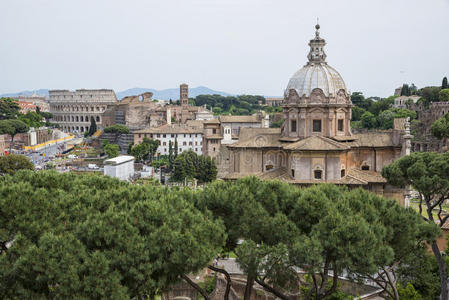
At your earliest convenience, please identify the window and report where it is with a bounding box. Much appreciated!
[341,169,345,177]
[157,134,160,138]
[313,120,322,132]
[138,134,141,138]
[189,142,192,145]
[213,129,217,134]
[183,141,186,146]
[314,170,322,179]
[163,142,166,146]
[291,120,297,132]
[213,147,216,152]
[195,141,198,146]
[361,165,370,171]
[338,119,344,131]
[163,134,166,138]
[291,169,295,178]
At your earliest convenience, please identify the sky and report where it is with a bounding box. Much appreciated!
[1,0,448,97]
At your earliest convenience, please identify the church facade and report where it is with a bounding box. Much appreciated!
[221,25,411,204]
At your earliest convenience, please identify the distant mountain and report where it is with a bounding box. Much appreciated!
[0,86,232,100]
[116,86,232,100]
[0,89,49,98]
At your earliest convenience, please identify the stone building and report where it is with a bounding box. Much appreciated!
[408,101,449,152]
[265,97,284,107]
[221,24,411,204]
[49,89,118,133]
[393,95,420,109]
[133,124,204,156]
[14,93,50,112]
[102,92,166,131]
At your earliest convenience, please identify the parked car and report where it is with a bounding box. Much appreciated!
[88,164,99,169]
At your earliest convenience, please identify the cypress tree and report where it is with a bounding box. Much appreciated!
[443,77,448,89]
[174,138,178,158]
[168,140,173,170]
[88,117,97,136]
[401,84,410,96]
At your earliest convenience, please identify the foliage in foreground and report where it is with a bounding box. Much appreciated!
[194,178,437,300]
[0,154,34,175]
[0,171,225,299]
[171,150,217,183]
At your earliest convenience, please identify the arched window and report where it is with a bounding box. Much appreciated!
[80,116,83,122]
[76,116,79,122]
[96,116,100,122]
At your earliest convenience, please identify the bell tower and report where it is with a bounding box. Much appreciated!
[180,83,189,107]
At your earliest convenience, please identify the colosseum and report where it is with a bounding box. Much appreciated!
[49,89,118,133]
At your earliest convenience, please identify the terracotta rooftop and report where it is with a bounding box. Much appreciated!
[222,167,387,185]
[134,124,203,134]
[204,118,220,124]
[284,136,350,151]
[350,132,399,148]
[227,132,283,148]
[219,115,260,123]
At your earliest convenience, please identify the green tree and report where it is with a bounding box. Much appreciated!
[401,84,411,96]
[351,106,366,121]
[194,178,433,300]
[104,124,130,143]
[130,137,159,163]
[174,138,178,158]
[168,140,174,170]
[171,150,217,183]
[0,119,29,152]
[431,113,449,139]
[18,111,44,128]
[442,77,448,89]
[0,98,20,120]
[397,283,423,300]
[382,152,449,300]
[377,110,395,129]
[104,143,119,158]
[361,111,377,129]
[439,89,449,102]
[88,117,97,136]
[0,171,225,299]
[270,118,284,128]
[0,154,34,175]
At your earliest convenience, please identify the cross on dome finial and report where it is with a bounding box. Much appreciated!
[307,22,327,63]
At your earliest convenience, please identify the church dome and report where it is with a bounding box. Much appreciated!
[286,64,347,98]
[285,25,347,98]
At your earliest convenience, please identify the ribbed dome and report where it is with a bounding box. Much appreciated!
[285,63,347,98]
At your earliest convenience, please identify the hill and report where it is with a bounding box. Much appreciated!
[0,86,232,100]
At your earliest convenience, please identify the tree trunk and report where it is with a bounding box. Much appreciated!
[208,265,232,300]
[244,275,255,300]
[181,274,210,300]
[431,242,448,300]
[255,278,294,300]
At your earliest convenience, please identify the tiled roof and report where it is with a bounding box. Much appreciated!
[284,136,350,151]
[346,168,387,184]
[222,167,386,185]
[204,118,220,124]
[205,134,223,139]
[350,132,399,148]
[134,124,203,134]
[185,120,205,128]
[227,132,283,148]
[219,115,260,123]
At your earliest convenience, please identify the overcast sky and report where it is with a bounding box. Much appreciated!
[1,0,448,97]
